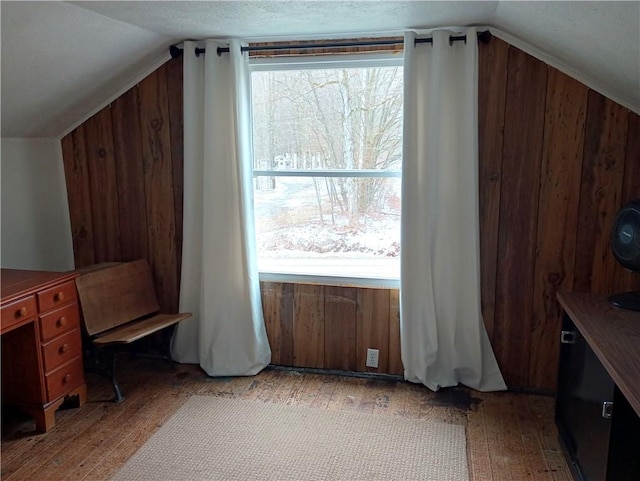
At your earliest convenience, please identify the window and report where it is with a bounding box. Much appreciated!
[250,55,403,285]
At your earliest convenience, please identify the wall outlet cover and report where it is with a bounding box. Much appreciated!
[366,348,379,368]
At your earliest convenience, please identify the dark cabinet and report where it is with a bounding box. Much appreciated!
[556,315,614,480]
[556,293,640,481]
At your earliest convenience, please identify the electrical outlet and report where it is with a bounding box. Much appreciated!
[366,348,379,368]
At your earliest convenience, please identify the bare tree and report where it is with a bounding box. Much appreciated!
[252,64,402,229]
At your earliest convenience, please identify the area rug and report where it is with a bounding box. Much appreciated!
[111,396,469,481]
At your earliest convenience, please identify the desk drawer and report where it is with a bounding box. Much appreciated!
[1,295,37,333]
[42,329,82,374]
[37,281,77,313]
[39,303,79,342]
[45,357,83,401]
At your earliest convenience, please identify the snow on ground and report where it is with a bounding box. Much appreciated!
[256,216,400,259]
[254,177,400,260]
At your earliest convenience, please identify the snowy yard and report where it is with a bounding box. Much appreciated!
[253,176,400,279]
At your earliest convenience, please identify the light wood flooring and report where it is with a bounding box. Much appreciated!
[1,356,572,481]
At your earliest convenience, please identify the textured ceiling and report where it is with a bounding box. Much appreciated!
[1,1,639,138]
[67,1,498,39]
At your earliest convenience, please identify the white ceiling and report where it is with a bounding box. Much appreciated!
[1,1,639,138]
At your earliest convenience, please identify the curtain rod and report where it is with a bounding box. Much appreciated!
[169,31,491,58]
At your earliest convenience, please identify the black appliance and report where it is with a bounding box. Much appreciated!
[609,199,640,311]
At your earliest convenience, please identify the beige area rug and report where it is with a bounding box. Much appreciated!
[111,396,469,481]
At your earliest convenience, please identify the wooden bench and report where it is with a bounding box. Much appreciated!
[75,259,191,402]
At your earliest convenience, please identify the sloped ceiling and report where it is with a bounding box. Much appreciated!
[1,1,638,138]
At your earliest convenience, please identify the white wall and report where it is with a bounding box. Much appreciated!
[1,138,74,271]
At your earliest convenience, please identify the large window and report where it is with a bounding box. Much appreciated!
[250,56,403,284]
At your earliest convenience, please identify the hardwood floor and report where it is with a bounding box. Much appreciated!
[1,356,572,480]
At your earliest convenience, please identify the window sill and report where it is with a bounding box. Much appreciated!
[258,271,399,289]
[257,257,400,288]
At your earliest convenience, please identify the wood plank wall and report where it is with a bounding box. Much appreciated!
[61,39,639,390]
[261,283,403,375]
[61,59,184,313]
[478,38,640,391]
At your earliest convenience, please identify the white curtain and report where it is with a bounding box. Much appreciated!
[171,39,271,376]
[400,29,506,392]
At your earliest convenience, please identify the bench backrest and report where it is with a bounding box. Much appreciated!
[75,259,160,336]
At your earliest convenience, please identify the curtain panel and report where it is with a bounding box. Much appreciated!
[171,39,271,376]
[400,29,506,391]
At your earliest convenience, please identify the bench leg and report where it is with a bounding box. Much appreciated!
[111,351,125,403]
[161,327,176,368]
[129,328,175,369]
[85,346,126,403]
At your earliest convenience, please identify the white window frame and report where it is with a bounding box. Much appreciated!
[249,53,403,288]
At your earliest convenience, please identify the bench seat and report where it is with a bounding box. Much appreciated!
[93,312,192,345]
[75,259,192,402]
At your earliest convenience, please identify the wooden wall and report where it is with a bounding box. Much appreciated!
[61,59,184,313]
[478,38,640,391]
[261,283,402,375]
[61,39,639,391]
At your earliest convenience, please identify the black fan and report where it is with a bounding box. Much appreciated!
[609,199,640,311]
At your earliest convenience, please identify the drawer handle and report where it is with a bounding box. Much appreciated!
[63,373,72,384]
[17,306,28,318]
[58,316,67,327]
[602,401,613,419]
[560,331,576,344]
[54,291,65,302]
[59,343,69,354]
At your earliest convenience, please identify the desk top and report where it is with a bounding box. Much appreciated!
[558,291,640,417]
[1,268,77,305]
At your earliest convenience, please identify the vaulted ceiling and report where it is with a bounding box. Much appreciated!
[1,1,639,138]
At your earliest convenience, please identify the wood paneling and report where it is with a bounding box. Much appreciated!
[528,70,587,390]
[573,92,628,295]
[83,107,121,262]
[61,42,638,391]
[388,290,402,376]
[356,288,389,373]
[261,282,281,363]
[280,284,296,365]
[476,42,636,390]
[61,57,183,313]
[261,282,294,365]
[261,283,401,376]
[478,37,509,339]
[324,286,357,371]
[61,127,95,267]
[165,58,184,288]
[138,63,179,313]
[111,88,148,262]
[249,37,403,58]
[293,284,324,368]
[476,44,635,390]
[492,47,547,388]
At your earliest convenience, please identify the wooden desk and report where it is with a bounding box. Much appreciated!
[556,292,640,481]
[1,268,87,432]
[557,292,640,416]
